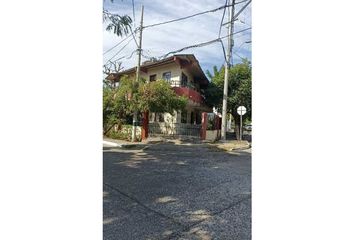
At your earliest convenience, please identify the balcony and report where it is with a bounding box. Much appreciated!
[172,86,205,104]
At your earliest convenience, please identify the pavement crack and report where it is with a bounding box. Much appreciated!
[210,193,251,216]
[104,182,185,228]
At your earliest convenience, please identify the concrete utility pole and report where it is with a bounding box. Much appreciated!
[221,0,235,140]
[132,5,144,142]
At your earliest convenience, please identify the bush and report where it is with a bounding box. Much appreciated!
[105,124,142,142]
[106,130,131,141]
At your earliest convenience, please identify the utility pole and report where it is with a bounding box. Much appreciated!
[221,0,235,140]
[132,5,144,142]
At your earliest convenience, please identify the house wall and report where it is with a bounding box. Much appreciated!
[120,63,201,92]
[119,62,210,126]
[144,63,181,85]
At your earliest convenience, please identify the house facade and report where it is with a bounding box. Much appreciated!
[106,54,211,137]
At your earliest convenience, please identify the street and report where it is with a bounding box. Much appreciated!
[103,142,251,240]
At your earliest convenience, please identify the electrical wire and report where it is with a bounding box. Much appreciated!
[103,33,133,55]
[131,29,139,48]
[143,0,248,29]
[218,0,229,38]
[219,39,228,63]
[158,27,251,59]
[103,2,251,72]
[104,37,134,65]
[233,51,247,60]
[131,0,136,27]
[222,0,252,26]
[126,49,138,60]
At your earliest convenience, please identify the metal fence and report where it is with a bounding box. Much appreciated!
[148,122,201,138]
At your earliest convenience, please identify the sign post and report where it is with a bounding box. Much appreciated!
[237,106,247,140]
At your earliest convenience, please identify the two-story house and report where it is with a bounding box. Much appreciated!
[106,54,211,136]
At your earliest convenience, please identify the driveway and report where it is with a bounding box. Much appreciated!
[103,142,251,240]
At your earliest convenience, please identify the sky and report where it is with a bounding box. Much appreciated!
[103,0,251,75]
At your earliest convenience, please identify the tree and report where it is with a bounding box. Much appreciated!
[205,59,252,139]
[103,77,187,135]
[103,0,132,37]
[103,10,132,37]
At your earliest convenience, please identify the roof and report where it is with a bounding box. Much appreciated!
[106,54,209,86]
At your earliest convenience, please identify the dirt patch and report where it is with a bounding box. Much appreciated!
[208,140,250,151]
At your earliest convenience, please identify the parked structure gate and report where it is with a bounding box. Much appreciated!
[148,122,201,138]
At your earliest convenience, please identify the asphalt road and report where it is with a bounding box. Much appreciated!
[103,142,251,240]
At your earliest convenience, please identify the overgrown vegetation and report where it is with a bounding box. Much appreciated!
[103,78,187,138]
[205,59,252,138]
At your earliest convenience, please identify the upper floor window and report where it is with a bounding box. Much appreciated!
[149,74,156,82]
[181,72,188,87]
[162,72,171,83]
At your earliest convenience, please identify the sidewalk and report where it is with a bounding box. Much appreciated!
[103,136,164,149]
[103,137,251,151]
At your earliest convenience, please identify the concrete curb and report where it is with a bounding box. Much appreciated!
[103,140,121,147]
[230,144,251,151]
[103,139,149,149]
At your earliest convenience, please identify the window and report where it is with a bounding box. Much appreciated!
[149,74,156,82]
[181,72,188,87]
[162,72,171,82]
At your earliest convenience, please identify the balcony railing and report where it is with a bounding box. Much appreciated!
[173,87,204,104]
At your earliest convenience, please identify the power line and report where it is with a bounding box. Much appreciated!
[126,49,138,60]
[219,39,228,63]
[131,0,136,26]
[218,0,229,38]
[103,48,139,71]
[222,0,252,26]
[143,0,248,29]
[233,51,247,60]
[219,0,229,62]
[131,30,139,48]
[103,25,140,55]
[103,33,133,55]
[104,37,134,65]
[158,27,251,59]
[141,50,152,59]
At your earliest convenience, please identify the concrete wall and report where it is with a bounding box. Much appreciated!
[206,130,218,141]
[149,112,177,123]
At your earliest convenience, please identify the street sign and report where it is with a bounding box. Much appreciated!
[237,106,247,116]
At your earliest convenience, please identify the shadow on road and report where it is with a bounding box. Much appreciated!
[103,142,251,240]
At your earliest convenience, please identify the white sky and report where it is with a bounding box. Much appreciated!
[103,0,251,74]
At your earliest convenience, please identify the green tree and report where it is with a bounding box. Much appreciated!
[205,59,252,138]
[103,0,132,37]
[103,77,187,135]
[103,10,132,37]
